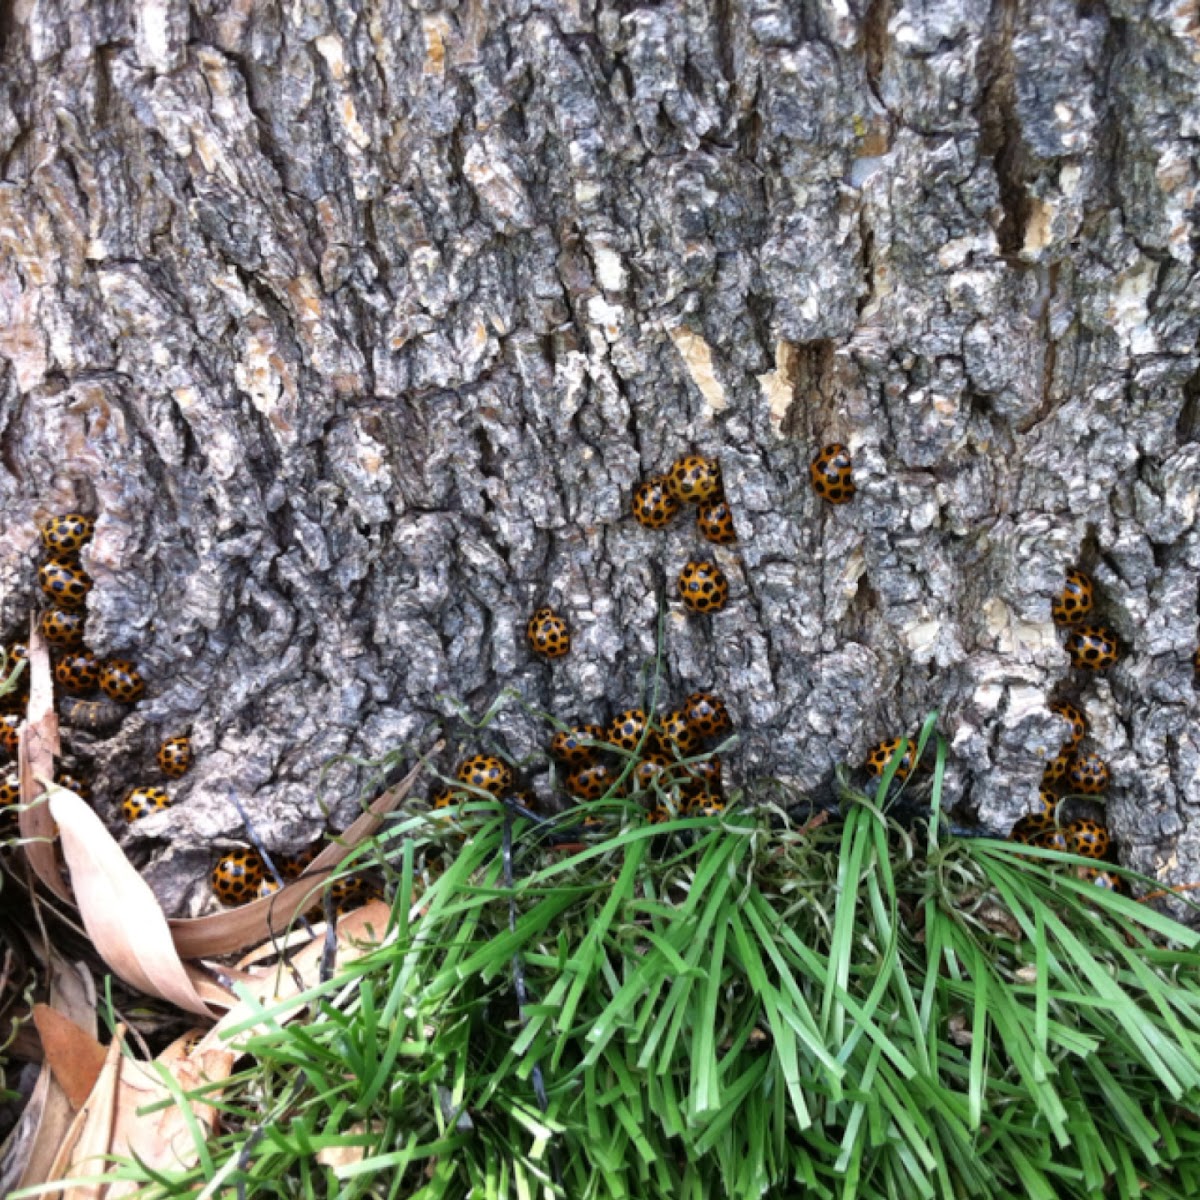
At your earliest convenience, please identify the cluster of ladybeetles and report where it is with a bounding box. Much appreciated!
[0,514,194,832]
[1008,567,1120,887]
[208,842,374,909]
[632,454,736,613]
[429,691,733,825]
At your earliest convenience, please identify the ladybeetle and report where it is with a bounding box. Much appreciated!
[1049,701,1086,751]
[607,708,648,753]
[633,752,672,792]
[1068,819,1110,860]
[686,756,722,794]
[865,737,914,781]
[1067,753,1109,795]
[687,788,726,817]
[810,444,855,504]
[1032,789,1059,819]
[565,763,615,801]
[1009,812,1056,844]
[526,607,570,659]
[258,877,282,899]
[56,771,90,801]
[0,713,19,757]
[122,785,171,822]
[684,692,732,740]
[666,455,722,504]
[157,735,193,778]
[41,607,86,649]
[430,787,465,809]
[212,849,265,906]
[1077,866,1121,891]
[1033,826,1071,852]
[1064,627,1119,670]
[1042,751,1071,787]
[38,560,91,610]
[655,708,698,755]
[632,477,682,529]
[54,651,101,695]
[0,768,19,806]
[550,724,605,767]
[678,561,729,613]
[696,498,737,546]
[99,659,144,703]
[279,845,320,879]
[41,513,95,558]
[455,755,514,796]
[1052,569,1093,625]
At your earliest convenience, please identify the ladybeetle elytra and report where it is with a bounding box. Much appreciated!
[607,708,648,753]
[54,651,101,695]
[122,785,171,822]
[666,455,722,504]
[1064,626,1119,671]
[633,752,672,791]
[1067,753,1109,795]
[696,498,737,545]
[1049,700,1086,751]
[258,877,282,899]
[632,477,682,529]
[1033,789,1059,819]
[1033,826,1070,852]
[527,607,570,659]
[41,607,86,649]
[655,708,698,755]
[38,560,91,610]
[678,561,729,613]
[810,444,855,504]
[279,846,320,879]
[157,735,193,778]
[455,754,514,796]
[1009,812,1055,844]
[683,692,732,741]
[865,737,914,781]
[1068,819,1110,859]
[41,513,95,558]
[0,768,19,806]
[0,713,19,757]
[212,849,265,906]
[565,763,615,801]
[1042,751,1072,786]
[99,659,144,703]
[430,787,464,809]
[1052,569,1093,625]
[550,724,605,767]
[1077,866,1120,891]
[56,770,90,801]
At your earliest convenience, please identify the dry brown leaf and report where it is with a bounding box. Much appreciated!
[50,788,224,1017]
[316,1121,375,1168]
[169,748,439,959]
[45,1025,122,1200]
[102,1041,233,1199]
[32,1004,107,1110]
[6,952,98,1192]
[17,617,71,903]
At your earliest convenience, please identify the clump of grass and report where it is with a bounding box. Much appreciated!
[29,728,1200,1200]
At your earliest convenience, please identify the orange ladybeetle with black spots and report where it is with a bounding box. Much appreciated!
[810,444,855,504]
[527,607,570,659]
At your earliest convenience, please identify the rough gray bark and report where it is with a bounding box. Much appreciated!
[1,0,1199,913]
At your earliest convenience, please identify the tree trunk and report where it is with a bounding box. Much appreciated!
[1,0,1198,911]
